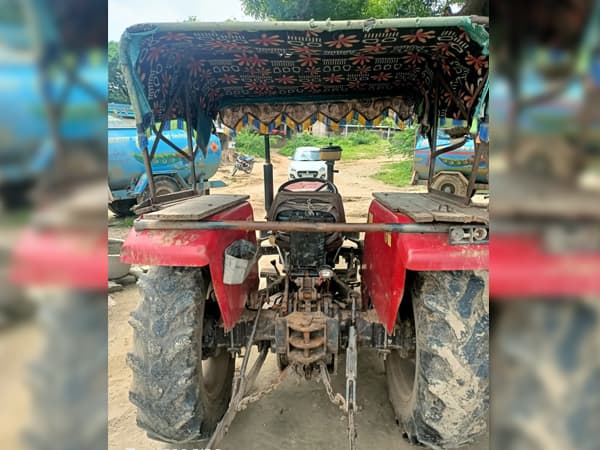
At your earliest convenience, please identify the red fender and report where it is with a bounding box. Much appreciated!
[121,202,258,330]
[490,234,600,298]
[362,200,488,333]
[10,228,107,290]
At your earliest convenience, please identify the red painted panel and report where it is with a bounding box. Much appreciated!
[121,202,258,330]
[10,229,107,290]
[362,200,488,333]
[490,234,600,298]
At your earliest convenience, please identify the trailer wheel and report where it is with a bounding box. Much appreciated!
[108,199,136,217]
[386,271,489,448]
[517,138,579,182]
[0,181,33,209]
[128,266,234,443]
[138,176,182,203]
[430,172,469,196]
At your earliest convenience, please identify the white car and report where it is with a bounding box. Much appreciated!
[288,146,327,179]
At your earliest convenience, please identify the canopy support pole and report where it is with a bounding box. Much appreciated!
[185,82,197,193]
[144,72,186,203]
[144,118,169,201]
[436,74,469,120]
[263,134,274,213]
[141,145,156,199]
[151,127,192,161]
[426,77,440,191]
[466,137,487,202]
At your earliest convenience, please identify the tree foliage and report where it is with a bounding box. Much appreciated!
[240,0,478,20]
[108,41,130,104]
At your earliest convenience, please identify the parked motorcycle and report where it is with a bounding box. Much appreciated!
[231,152,255,176]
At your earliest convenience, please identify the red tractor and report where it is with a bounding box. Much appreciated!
[119,17,489,449]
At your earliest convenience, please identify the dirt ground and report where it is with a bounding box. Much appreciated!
[107,153,488,450]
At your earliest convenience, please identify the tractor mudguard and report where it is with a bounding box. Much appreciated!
[120,202,258,330]
[10,228,107,290]
[490,234,600,298]
[362,199,488,334]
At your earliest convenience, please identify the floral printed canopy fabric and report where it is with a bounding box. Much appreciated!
[121,18,488,142]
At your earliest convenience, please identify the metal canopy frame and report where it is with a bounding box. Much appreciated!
[134,75,206,213]
[426,72,489,205]
[121,16,489,212]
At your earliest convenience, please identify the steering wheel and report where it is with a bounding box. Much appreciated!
[278,177,338,193]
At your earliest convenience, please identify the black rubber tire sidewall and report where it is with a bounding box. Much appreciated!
[385,270,489,448]
[108,199,136,217]
[128,266,234,443]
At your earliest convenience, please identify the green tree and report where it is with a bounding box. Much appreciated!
[241,0,370,20]
[240,0,476,20]
[108,41,130,104]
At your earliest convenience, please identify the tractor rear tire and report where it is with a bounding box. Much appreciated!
[128,266,234,443]
[492,301,600,450]
[25,292,107,450]
[386,270,489,448]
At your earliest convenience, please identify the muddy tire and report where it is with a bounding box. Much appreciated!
[128,266,234,443]
[492,301,600,450]
[108,199,136,217]
[386,271,489,448]
[25,292,107,450]
[410,170,419,185]
[0,181,33,209]
[138,176,182,203]
[516,138,580,182]
[431,172,469,196]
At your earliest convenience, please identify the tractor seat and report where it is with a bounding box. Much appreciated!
[267,178,346,252]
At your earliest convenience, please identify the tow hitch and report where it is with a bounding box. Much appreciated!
[207,295,361,450]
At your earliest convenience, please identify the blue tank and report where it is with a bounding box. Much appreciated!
[108,116,223,211]
[0,39,50,192]
[0,22,107,205]
[413,131,489,185]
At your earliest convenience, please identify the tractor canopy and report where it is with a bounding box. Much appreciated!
[120,16,489,152]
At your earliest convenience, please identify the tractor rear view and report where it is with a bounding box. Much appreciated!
[119,16,489,449]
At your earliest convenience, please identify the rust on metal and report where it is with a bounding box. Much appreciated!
[134,219,452,234]
[286,311,328,364]
[289,334,326,350]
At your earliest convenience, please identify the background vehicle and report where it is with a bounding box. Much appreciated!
[231,152,254,176]
[108,115,223,216]
[0,18,104,208]
[119,16,489,450]
[0,38,48,208]
[413,130,488,195]
[288,146,327,179]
